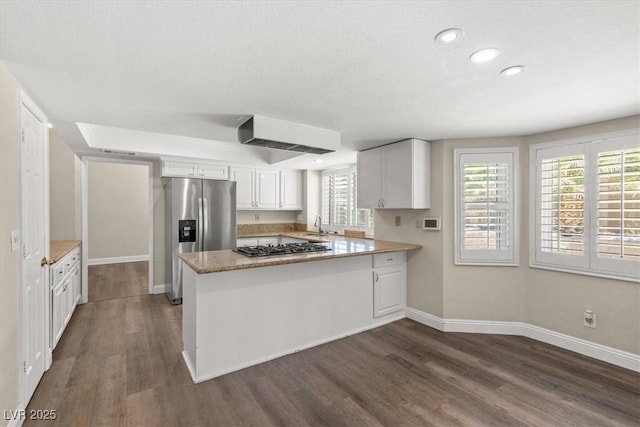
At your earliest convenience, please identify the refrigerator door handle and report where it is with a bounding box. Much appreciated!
[202,196,210,252]
[198,197,204,252]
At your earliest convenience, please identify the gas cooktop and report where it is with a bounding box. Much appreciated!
[234,242,332,257]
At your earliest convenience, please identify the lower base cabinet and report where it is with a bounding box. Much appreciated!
[372,252,406,318]
[51,246,82,349]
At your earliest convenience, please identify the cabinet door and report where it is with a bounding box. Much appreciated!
[382,141,413,208]
[255,169,279,209]
[162,160,198,178]
[357,148,382,209]
[63,277,73,325]
[52,281,65,348]
[230,167,255,209]
[197,163,229,180]
[373,266,405,318]
[279,171,303,210]
[71,266,81,308]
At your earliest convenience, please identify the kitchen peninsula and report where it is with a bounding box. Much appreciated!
[179,234,420,383]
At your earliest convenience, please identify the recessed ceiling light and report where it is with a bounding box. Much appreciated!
[313,159,323,163]
[470,48,501,63]
[501,65,526,76]
[47,123,53,129]
[434,28,464,44]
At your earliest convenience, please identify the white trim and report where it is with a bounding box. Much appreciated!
[5,402,26,427]
[81,157,154,301]
[152,283,168,294]
[454,147,519,266]
[405,307,444,330]
[405,308,640,372]
[443,318,525,335]
[87,255,150,266]
[19,90,50,409]
[529,130,640,283]
[186,312,405,383]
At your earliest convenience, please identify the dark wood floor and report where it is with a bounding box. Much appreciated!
[88,261,149,302]
[27,295,639,426]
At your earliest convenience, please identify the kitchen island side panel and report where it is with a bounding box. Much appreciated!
[182,264,198,379]
[187,255,396,382]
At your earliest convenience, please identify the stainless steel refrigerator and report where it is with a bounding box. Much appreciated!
[164,178,236,304]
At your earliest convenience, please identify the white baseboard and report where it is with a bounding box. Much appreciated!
[152,283,168,294]
[87,255,149,266]
[521,324,640,372]
[405,307,444,330]
[5,402,26,427]
[404,307,640,372]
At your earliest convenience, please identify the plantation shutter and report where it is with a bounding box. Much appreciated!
[455,149,518,265]
[321,175,331,225]
[590,136,640,278]
[332,172,350,226]
[539,154,585,256]
[320,166,374,233]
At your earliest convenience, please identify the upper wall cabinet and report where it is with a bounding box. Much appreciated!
[161,160,228,180]
[230,167,302,210]
[357,138,430,209]
[280,170,303,210]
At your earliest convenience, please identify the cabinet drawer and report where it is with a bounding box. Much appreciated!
[68,248,81,266]
[373,251,405,268]
[52,262,66,286]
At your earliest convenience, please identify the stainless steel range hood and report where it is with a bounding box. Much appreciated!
[238,116,340,154]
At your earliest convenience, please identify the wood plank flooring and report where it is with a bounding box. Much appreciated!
[27,295,639,426]
[88,261,149,302]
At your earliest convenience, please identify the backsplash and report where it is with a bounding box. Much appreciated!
[237,223,307,236]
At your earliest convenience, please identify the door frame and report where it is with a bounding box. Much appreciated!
[81,157,155,302]
[19,90,51,404]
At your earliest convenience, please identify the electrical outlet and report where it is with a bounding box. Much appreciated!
[254,214,260,222]
[584,310,596,328]
[395,216,401,226]
[10,231,20,252]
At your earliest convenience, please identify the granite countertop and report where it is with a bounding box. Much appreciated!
[180,234,421,274]
[50,240,82,264]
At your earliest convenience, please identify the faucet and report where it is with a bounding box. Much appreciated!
[314,215,325,234]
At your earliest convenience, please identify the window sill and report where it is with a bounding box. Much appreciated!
[530,262,639,284]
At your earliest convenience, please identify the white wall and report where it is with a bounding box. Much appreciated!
[87,161,149,260]
[0,61,22,427]
[376,115,640,355]
[49,129,81,240]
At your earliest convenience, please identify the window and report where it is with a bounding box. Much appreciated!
[531,133,639,281]
[321,165,374,234]
[454,148,519,265]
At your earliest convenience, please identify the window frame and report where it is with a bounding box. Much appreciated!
[530,130,640,282]
[321,165,374,236]
[454,147,520,266]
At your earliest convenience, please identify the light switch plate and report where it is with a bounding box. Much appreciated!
[10,230,20,252]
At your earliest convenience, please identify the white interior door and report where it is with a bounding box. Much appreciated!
[21,101,48,404]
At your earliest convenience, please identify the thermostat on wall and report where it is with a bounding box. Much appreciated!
[422,217,441,231]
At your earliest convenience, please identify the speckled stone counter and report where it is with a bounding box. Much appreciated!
[180,234,420,274]
[50,240,82,264]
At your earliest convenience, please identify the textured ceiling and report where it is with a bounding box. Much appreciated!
[1,1,638,167]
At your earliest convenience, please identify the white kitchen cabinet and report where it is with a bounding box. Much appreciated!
[230,167,280,210]
[50,245,82,350]
[256,169,279,209]
[357,138,430,209]
[279,170,303,210]
[161,160,228,180]
[52,280,65,347]
[372,252,406,318]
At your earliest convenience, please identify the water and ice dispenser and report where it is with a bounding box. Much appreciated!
[178,219,197,243]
